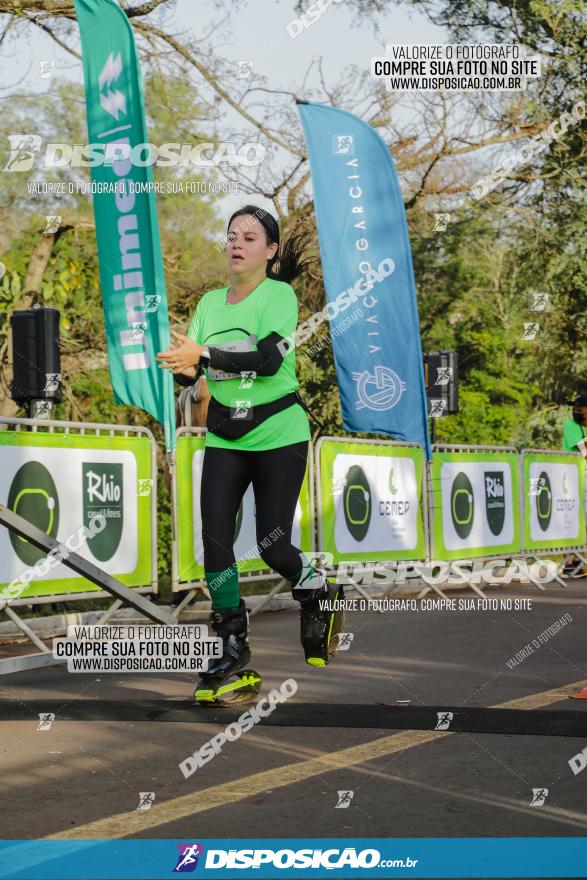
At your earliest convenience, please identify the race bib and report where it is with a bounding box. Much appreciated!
[207,334,258,381]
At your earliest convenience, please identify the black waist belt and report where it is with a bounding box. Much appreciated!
[206,389,311,440]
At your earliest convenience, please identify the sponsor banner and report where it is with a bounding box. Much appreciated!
[522,452,585,550]
[0,432,152,597]
[175,436,313,584]
[430,452,520,559]
[318,441,426,561]
[297,102,431,459]
[73,0,176,451]
[2,837,587,878]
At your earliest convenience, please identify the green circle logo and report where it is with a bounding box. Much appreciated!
[451,472,474,539]
[536,470,552,532]
[343,465,371,541]
[7,461,60,565]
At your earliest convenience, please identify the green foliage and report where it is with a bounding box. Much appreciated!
[155,460,173,597]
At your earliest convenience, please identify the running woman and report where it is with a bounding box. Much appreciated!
[157,206,344,703]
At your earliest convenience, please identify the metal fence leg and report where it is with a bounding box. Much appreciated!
[348,580,376,603]
[3,606,52,654]
[527,575,548,591]
[413,580,450,600]
[525,557,549,591]
[526,554,561,589]
[466,579,487,598]
[170,589,198,619]
[96,598,124,625]
[376,581,401,611]
[249,577,288,617]
[425,581,449,599]
[429,578,486,598]
[380,578,451,602]
[570,552,587,573]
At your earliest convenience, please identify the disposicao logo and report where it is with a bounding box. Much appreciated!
[173,843,204,872]
[202,846,382,870]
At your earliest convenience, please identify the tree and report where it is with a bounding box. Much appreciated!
[1,0,583,448]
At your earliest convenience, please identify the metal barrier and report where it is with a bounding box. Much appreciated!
[0,415,163,672]
[315,435,431,603]
[3,412,585,674]
[519,447,587,588]
[424,443,522,597]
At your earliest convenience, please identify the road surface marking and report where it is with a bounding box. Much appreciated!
[45,679,584,839]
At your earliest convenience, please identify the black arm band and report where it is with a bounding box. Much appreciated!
[173,372,197,387]
[208,332,288,376]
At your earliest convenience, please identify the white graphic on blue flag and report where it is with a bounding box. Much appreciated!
[353,366,406,411]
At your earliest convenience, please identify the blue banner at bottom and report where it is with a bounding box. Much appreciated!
[0,838,586,879]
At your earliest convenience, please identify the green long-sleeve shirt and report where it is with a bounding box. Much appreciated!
[187,277,311,451]
[562,418,587,453]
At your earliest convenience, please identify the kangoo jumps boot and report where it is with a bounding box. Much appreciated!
[194,599,261,706]
[292,566,346,667]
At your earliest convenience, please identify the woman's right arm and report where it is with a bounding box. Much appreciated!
[175,294,206,384]
[173,365,197,386]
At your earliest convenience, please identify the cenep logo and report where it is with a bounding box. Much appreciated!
[450,472,474,539]
[342,465,371,541]
[535,470,552,531]
[7,461,60,565]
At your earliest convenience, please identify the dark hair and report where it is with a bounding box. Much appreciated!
[227,205,314,284]
[569,392,587,425]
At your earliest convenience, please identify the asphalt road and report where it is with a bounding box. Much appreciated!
[1,582,587,875]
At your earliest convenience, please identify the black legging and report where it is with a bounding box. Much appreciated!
[200,441,309,579]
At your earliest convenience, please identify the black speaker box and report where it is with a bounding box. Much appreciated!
[424,350,458,415]
[10,307,62,403]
